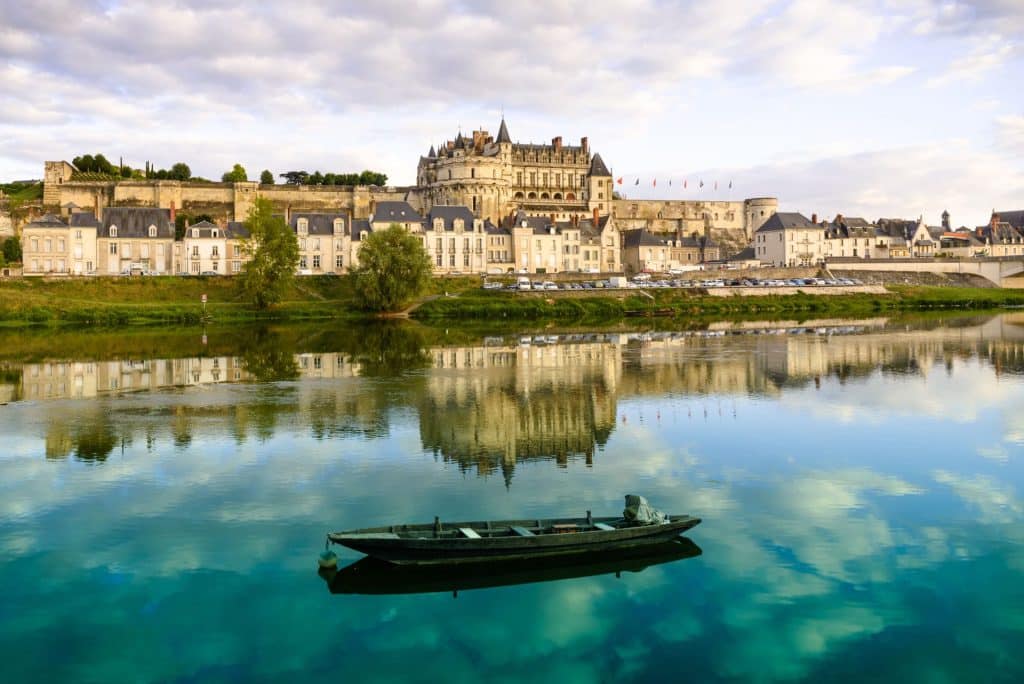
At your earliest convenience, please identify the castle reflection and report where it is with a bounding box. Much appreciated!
[7,314,1024,472]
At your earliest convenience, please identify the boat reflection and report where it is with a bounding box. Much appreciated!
[318,537,702,597]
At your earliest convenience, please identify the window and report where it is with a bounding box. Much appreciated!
[110,226,117,237]
[464,253,470,266]
[75,230,82,239]
[58,239,65,251]
[233,245,241,257]
[212,262,219,272]
[191,262,200,273]
[297,218,308,235]
[313,255,320,269]
[149,226,157,237]
[436,254,442,266]
[312,238,320,251]
[335,254,343,268]
[212,246,219,257]
[212,229,218,238]
[232,261,241,273]
[299,256,307,268]
[191,246,200,258]
[449,254,455,266]
[110,244,118,255]
[45,238,52,252]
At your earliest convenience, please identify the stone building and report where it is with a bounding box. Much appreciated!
[21,212,99,276]
[96,207,175,274]
[290,212,350,275]
[621,228,719,274]
[416,118,613,223]
[754,212,825,267]
[176,220,251,275]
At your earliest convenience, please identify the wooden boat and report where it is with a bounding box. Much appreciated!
[326,508,701,565]
[319,537,702,596]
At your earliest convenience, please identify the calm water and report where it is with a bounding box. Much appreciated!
[1,315,1023,682]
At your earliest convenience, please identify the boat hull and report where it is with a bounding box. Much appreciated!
[328,515,700,565]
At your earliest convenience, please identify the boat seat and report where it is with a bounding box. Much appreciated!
[458,527,481,539]
[594,522,615,531]
[510,525,535,537]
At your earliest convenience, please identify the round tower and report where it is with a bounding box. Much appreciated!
[743,197,778,239]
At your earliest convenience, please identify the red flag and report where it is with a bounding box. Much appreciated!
[653,179,657,187]
[616,177,623,185]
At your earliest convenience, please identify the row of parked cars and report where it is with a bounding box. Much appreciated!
[483,276,864,291]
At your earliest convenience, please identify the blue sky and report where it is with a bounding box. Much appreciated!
[1,0,1022,226]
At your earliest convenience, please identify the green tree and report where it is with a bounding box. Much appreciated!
[352,223,432,312]
[2,235,22,263]
[221,163,248,183]
[279,171,308,185]
[358,170,388,186]
[260,169,274,185]
[308,170,324,185]
[239,197,299,310]
[169,162,192,181]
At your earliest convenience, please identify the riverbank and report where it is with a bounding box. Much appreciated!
[3,276,1024,328]
[0,275,481,326]
[412,286,1024,321]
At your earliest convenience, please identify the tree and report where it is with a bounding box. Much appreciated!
[2,235,22,264]
[168,162,192,181]
[239,197,299,310]
[279,170,309,185]
[352,223,433,312]
[260,169,274,185]
[358,170,388,186]
[221,163,248,183]
[308,170,324,186]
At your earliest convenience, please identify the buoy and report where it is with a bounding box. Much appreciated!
[318,550,338,569]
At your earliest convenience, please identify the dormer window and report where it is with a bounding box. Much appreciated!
[433,218,443,231]
[298,218,308,235]
[110,226,118,238]
[148,225,157,238]
[454,219,464,232]
[359,230,368,241]
[212,229,218,238]
[192,228,199,238]
[333,218,343,234]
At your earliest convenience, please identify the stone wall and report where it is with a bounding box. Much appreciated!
[48,178,416,221]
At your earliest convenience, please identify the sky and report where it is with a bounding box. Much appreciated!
[1,0,1022,227]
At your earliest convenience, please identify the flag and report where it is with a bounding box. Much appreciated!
[635,178,639,186]
[653,179,657,187]
[669,180,672,186]
[616,177,623,185]
[714,181,718,190]
[729,180,733,189]
[699,180,704,188]
[684,179,687,189]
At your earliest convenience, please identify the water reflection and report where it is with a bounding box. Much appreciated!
[320,537,703,596]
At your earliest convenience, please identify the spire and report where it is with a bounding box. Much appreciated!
[588,153,611,177]
[496,117,511,144]
[428,144,436,157]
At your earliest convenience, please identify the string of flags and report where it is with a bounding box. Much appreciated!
[616,177,733,191]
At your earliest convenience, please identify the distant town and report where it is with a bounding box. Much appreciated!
[2,117,1022,284]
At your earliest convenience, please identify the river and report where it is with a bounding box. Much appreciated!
[1,314,1022,682]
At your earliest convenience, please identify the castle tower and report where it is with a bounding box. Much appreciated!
[942,209,950,231]
[585,153,613,216]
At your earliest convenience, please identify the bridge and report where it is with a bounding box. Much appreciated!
[826,257,1024,287]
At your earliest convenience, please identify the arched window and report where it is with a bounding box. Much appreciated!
[471,168,475,179]
[514,192,524,199]
[566,193,576,200]
[333,218,343,234]
[298,218,308,235]
[541,192,550,200]
[553,193,562,200]
[110,226,118,238]
[148,225,157,237]
[528,192,537,199]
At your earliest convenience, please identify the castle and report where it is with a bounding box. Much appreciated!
[41,118,777,256]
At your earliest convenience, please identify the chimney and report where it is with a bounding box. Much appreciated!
[552,136,562,152]
[991,212,1000,229]
[593,207,600,226]
[811,213,817,224]
[581,137,589,154]
[550,213,556,227]
[169,201,176,225]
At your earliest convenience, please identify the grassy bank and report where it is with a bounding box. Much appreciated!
[0,275,483,327]
[414,286,1024,322]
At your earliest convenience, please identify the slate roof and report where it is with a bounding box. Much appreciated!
[977,222,1023,243]
[425,205,476,231]
[588,153,611,177]
[993,210,1024,230]
[26,213,67,228]
[727,246,758,261]
[184,220,240,239]
[350,219,371,240]
[622,229,712,249]
[496,118,511,144]
[225,221,251,239]
[99,207,173,238]
[371,201,421,224]
[756,212,816,232]
[290,212,348,235]
[484,219,510,236]
[69,212,100,228]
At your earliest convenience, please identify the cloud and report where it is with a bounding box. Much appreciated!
[996,114,1024,156]
[927,42,1019,87]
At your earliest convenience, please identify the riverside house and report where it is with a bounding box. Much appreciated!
[96,207,175,274]
[176,220,251,275]
[22,213,97,276]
